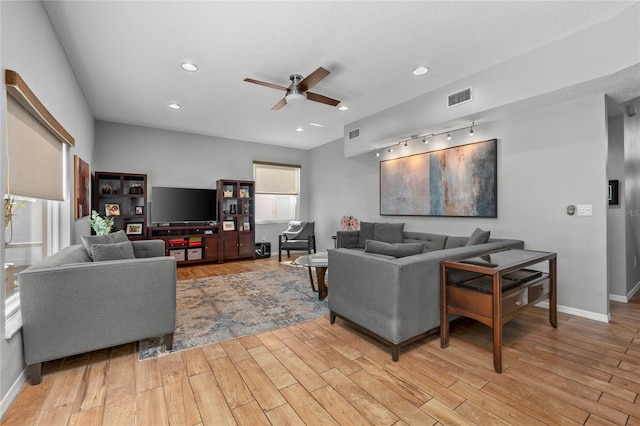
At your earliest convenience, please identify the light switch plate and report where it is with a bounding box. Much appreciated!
[577,204,593,216]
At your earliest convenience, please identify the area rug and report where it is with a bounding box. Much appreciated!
[138,267,328,360]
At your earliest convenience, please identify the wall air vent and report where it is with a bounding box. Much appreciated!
[348,128,360,140]
[447,87,473,108]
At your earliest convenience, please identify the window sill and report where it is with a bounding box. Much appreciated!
[5,310,22,339]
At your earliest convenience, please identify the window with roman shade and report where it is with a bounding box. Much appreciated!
[4,70,74,337]
[253,162,300,222]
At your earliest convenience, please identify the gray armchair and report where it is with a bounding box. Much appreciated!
[278,221,316,262]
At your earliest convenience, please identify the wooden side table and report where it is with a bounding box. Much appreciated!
[440,249,557,373]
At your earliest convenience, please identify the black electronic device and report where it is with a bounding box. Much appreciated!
[151,186,218,225]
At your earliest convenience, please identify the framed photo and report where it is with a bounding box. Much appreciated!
[105,203,121,216]
[73,155,90,219]
[223,220,235,231]
[239,188,249,198]
[125,223,143,235]
[135,205,144,215]
[243,222,251,231]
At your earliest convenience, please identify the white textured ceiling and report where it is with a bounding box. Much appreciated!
[42,1,635,150]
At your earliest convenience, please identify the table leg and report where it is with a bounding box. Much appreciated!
[550,257,558,328]
[440,263,450,348]
[492,272,502,373]
[307,267,317,292]
[316,267,328,301]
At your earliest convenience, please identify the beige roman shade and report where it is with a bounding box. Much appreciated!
[5,70,74,201]
[254,162,300,195]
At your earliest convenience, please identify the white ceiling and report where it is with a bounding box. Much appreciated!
[42,1,636,150]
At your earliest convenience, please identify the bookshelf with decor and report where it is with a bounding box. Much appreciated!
[92,171,147,239]
[217,179,255,261]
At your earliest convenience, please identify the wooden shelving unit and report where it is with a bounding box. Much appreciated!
[217,179,255,261]
[92,171,147,239]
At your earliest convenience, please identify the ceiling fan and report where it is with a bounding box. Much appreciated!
[244,67,341,110]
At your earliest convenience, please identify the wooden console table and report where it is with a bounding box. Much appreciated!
[440,249,557,373]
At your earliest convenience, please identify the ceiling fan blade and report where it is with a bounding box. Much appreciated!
[306,92,341,107]
[271,97,287,110]
[244,78,288,92]
[297,67,330,92]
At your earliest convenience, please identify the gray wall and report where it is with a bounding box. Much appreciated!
[0,0,94,415]
[624,99,640,295]
[311,94,610,319]
[607,114,627,299]
[94,121,311,249]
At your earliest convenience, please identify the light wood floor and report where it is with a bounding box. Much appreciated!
[2,255,640,425]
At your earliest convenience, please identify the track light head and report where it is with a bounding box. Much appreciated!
[423,136,428,144]
[447,133,451,141]
[387,147,393,153]
[404,141,409,149]
[375,150,380,157]
[469,127,474,136]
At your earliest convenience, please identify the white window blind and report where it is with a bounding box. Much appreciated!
[254,162,300,195]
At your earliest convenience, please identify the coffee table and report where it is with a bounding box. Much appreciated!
[293,252,328,300]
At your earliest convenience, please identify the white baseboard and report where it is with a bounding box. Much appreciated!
[535,301,610,323]
[608,280,640,303]
[0,367,27,419]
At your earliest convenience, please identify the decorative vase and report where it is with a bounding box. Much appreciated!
[230,204,237,215]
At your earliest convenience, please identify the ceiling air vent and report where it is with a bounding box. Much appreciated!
[447,87,473,108]
[348,128,360,140]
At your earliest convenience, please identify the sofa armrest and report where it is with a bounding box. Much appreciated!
[336,231,359,249]
[132,239,166,258]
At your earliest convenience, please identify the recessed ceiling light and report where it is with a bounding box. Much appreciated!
[310,123,324,127]
[413,66,429,76]
[168,103,181,110]
[338,105,349,111]
[181,63,198,72]
[295,127,304,132]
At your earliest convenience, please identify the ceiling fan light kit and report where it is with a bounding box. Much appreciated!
[244,67,341,110]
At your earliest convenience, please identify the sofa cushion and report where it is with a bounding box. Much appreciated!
[374,223,404,244]
[466,228,491,246]
[403,232,448,252]
[91,241,136,262]
[356,222,375,248]
[81,230,129,260]
[364,240,425,258]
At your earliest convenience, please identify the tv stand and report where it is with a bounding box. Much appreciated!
[147,224,221,265]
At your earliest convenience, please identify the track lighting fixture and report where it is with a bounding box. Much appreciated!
[373,122,478,157]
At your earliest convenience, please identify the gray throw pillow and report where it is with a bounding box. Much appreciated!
[91,241,136,262]
[356,221,375,249]
[374,222,404,244]
[466,228,491,246]
[81,230,129,259]
[364,240,425,258]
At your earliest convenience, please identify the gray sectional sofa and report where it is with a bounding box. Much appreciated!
[18,232,176,384]
[329,222,524,361]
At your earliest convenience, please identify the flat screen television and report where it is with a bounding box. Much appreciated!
[151,186,217,225]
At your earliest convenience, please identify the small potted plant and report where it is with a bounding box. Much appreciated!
[90,210,114,235]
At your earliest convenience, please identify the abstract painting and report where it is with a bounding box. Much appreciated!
[74,155,90,218]
[380,139,497,217]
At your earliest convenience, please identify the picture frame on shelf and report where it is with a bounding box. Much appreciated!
[239,188,249,198]
[105,203,121,216]
[243,222,251,231]
[135,206,144,215]
[223,220,235,231]
[125,223,143,235]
